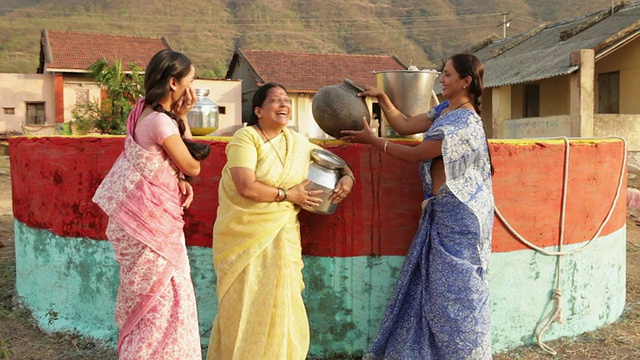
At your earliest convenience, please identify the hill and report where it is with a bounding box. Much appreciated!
[0,0,616,77]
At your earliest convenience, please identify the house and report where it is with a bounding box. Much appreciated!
[0,73,55,134]
[37,30,172,126]
[0,30,242,135]
[225,49,407,138]
[465,1,640,159]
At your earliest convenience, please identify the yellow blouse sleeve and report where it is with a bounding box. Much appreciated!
[226,127,258,170]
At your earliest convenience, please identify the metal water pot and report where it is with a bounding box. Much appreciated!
[187,88,219,136]
[312,78,371,139]
[302,149,347,215]
[373,69,439,138]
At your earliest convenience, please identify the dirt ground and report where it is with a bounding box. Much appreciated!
[0,151,639,359]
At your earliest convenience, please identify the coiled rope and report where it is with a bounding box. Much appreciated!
[493,136,627,355]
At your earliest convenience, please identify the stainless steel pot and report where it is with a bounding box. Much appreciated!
[302,148,347,215]
[374,69,439,139]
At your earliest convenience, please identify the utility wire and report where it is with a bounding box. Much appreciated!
[0,7,504,24]
[0,22,497,35]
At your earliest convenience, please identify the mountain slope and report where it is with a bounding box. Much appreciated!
[0,0,616,76]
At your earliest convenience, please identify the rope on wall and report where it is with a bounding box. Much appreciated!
[493,136,628,355]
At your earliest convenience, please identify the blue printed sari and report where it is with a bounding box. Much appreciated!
[364,101,494,360]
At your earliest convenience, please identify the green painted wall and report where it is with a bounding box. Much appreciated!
[14,219,626,357]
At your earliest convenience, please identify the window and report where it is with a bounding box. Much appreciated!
[598,71,619,114]
[75,89,90,104]
[524,84,540,117]
[3,107,15,115]
[26,102,46,125]
[218,106,226,115]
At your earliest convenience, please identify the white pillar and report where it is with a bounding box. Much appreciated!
[492,85,512,138]
[570,49,595,137]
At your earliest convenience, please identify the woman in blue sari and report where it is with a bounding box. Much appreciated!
[342,53,494,359]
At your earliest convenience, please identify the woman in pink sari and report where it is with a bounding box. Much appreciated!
[93,49,208,359]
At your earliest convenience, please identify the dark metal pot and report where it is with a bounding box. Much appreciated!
[311,78,371,139]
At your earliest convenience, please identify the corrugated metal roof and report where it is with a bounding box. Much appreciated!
[472,1,640,88]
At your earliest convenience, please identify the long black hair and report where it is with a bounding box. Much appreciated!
[247,82,288,126]
[143,49,209,161]
[448,53,484,115]
[143,49,192,137]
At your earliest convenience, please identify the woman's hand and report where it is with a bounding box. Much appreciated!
[179,179,194,208]
[341,117,376,145]
[357,84,384,98]
[329,175,354,204]
[287,179,323,208]
[173,87,196,118]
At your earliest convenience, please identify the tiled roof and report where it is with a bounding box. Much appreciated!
[227,49,407,92]
[465,1,640,89]
[39,30,172,73]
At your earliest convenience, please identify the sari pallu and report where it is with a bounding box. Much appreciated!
[93,99,201,359]
[208,127,315,360]
[365,108,494,360]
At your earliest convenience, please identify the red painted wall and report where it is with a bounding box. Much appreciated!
[9,137,626,257]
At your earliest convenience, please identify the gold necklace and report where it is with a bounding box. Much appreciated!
[256,124,286,167]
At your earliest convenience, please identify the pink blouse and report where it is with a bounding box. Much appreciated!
[133,111,179,152]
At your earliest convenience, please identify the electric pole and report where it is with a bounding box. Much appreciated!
[498,12,512,38]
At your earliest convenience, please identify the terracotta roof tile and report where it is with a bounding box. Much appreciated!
[40,30,171,72]
[230,49,407,92]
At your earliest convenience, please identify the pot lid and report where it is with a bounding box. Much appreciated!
[310,149,346,170]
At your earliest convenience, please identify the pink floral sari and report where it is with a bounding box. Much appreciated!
[93,99,202,359]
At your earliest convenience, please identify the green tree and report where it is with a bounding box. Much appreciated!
[71,58,144,135]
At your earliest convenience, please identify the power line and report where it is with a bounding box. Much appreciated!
[511,13,545,25]
[241,24,495,36]
[0,7,504,24]
[0,22,497,36]
[0,9,509,34]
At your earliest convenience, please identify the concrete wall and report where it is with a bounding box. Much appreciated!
[503,115,571,138]
[541,76,571,116]
[62,74,102,123]
[509,76,571,120]
[0,73,56,132]
[227,59,259,123]
[294,93,332,139]
[8,136,628,357]
[594,114,640,152]
[192,79,243,134]
[595,35,640,114]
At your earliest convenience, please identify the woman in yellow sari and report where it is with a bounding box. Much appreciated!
[207,83,355,359]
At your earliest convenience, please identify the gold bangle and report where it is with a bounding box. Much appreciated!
[282,187,288,201]
[384,140,389,154]
[275,187,284,202]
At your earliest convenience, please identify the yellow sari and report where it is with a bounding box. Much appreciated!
[208,126,317,360]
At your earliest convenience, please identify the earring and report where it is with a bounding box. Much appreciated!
[463,85,467,89]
